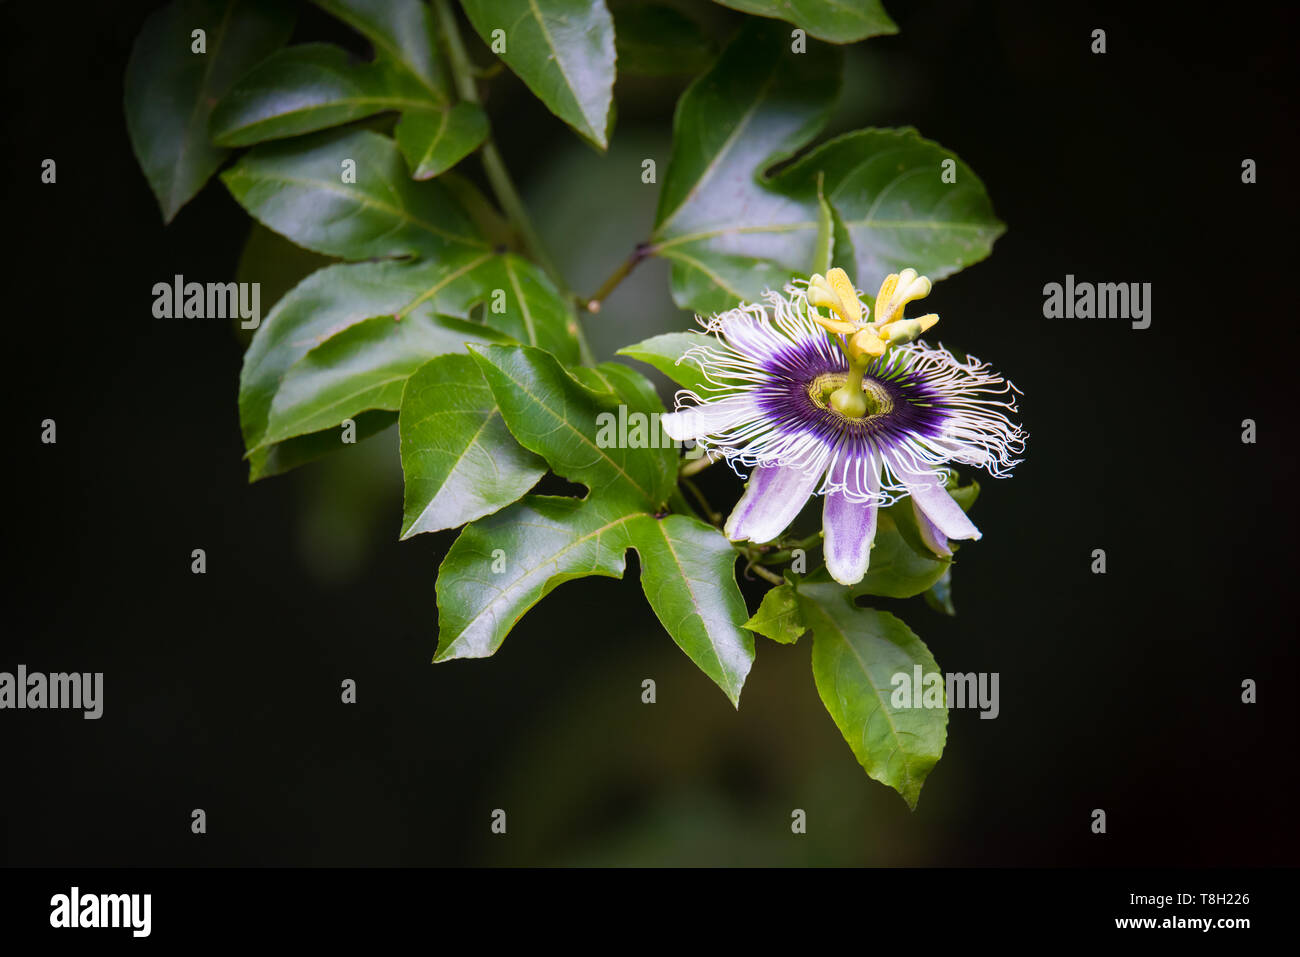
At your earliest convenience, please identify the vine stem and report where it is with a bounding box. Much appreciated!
[583,243,652,313]
[681,476,721,526]
[746,562,785,586]
[433,0,595,365]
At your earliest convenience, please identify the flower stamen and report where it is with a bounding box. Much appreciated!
[807,267,865,334]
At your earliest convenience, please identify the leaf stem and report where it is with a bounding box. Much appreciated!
[681,476,721,526]
[667,487,697,519]
[777,531,823,553]
[433,0,594,365]
[583,242,651,313]
[678,453,716,477]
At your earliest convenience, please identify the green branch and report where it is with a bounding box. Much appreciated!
[433,0,594,365]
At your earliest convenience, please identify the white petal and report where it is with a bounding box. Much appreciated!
[724,463,820,543]
[896,463,980,541]
[911,498,953,557]
[823,452,880,584]
[714,309,786,364]
[660,395,755,441]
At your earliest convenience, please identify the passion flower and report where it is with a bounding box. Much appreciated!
[662,267,1026,585]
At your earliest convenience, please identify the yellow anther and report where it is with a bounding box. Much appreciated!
[914,312,939,333]
[875,273,899,317]
[807,273,838,310]
[849,326,887,358]
[876,269,932,324]
[807,267,864,328]
[826,267,862,325]
[809,307,859,335]
[879,312,939,345]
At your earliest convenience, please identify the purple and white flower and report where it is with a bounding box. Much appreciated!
[661,267,1026,586]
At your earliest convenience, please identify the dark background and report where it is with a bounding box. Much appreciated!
[2,0,1297,866]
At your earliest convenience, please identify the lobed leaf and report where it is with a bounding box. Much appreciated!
[399,353,546,537]
[628,514,755,705]
[435,494,640,660]
[469,344,675,509]
[313,0,450,104]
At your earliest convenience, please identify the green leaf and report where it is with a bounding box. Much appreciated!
[812,173,833,276]
[435,494,640,660]
[313,0,449,104]
[440,170,514,246]
[258,314,510,448]
[947,479,980,512]
[480,255,586,363]
[469,344,675,509]
[744,583,806,644]
[628,514,755,705]
[239,252,580,481]
[395,102,490,179]
[235,223,336,320]
[711,0,897,44]
[772,128,1005,294]
[572,361,661,411]
[253,410,398,480]
[212,5,479,178]
[651,20,840,312]
[747,481,980,600]
[221,128,487,260]
[922,481,976,615]
[851,511,950,600]
[652,22,1003,313]
[460,0,616,149]
[923,568,956,617]
[616,331,719,396]
[835,479,979,599]
[125,0,295,222]
[436,500,755,702]
[241,258,472,479]
[612,1,715,76]
[800,585,946,808]
[210,43,433,146]
[399,353,546,537]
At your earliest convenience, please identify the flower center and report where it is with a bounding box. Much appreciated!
[807,373,894,419]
